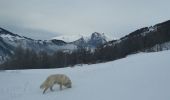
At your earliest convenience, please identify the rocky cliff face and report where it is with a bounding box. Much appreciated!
[72,32,109,49]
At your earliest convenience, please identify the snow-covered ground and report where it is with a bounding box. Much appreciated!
[0,50,170,100]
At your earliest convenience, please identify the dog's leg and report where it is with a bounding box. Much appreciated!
[60,84,62,90]
[43,87,49,94]
[50,86,54,91]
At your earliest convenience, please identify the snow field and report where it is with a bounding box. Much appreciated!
[0,50,170,100]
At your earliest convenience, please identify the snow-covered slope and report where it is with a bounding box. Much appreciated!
[0,28,77,62]
[52,34,83,43]
[0,31,77,53]
[0,50,170,100]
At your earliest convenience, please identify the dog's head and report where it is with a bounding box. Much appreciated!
[40,83,46,89]
[65,80,72,88]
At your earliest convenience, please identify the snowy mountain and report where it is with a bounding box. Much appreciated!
[52,32,112,49]
[0,28,77,53]
[0,30,111,62]
[52,34,83,43]
[0,28,111,63]
[0,28,77,62]
[103,20,170,53]
[52,32,113,43]
[0,20,170,65]
[72,32,110,48]
[0,50,170,100]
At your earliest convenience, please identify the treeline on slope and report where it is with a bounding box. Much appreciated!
[1,20,170,70]
[0,46,98,69]
[97,20,170,61]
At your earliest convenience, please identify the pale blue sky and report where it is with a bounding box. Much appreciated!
[0,0,170,40]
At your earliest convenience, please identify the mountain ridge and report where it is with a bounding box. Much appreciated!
[0,29,108,63]
[0,20,170,64]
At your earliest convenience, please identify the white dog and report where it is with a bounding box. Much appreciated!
[40,74,72,94]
